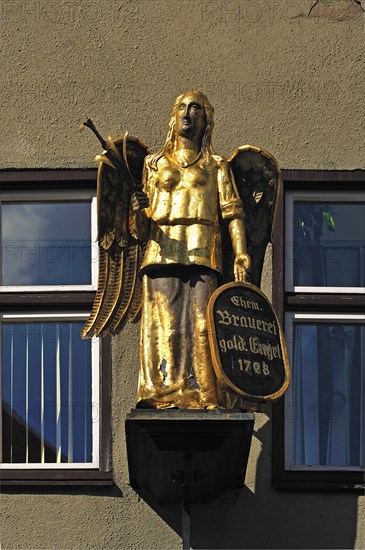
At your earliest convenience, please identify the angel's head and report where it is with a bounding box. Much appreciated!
[150,90,215,169]
[173,90,214,146]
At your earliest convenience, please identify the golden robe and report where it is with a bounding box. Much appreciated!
[136,153,243,408]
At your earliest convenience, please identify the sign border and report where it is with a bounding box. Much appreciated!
[207,281,291,402]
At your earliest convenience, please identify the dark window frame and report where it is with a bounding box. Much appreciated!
[272,169,365,491]
[0,169,113,486]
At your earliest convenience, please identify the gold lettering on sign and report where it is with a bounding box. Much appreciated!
[216,309,278,335]
[249,336,282,361]
[219,335,248,353]
[231,296,260,310]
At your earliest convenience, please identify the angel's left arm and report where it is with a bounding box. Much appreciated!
[218,160,251,282]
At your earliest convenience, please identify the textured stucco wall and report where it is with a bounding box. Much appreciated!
[1,0,364,548]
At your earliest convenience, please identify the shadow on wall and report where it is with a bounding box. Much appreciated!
[143,417,358,550]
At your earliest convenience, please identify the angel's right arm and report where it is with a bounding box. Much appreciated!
[131,158,152,242]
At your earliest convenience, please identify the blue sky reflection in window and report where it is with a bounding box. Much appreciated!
[1,201,91,286]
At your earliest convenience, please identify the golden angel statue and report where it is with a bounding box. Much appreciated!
[81,91,280,410]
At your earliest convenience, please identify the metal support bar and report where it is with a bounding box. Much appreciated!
[182,454,192,550]
[182,483,191,549]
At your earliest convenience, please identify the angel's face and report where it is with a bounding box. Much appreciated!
[175,92,207,142]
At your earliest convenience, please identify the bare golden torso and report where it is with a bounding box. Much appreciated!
[140,153,242,273]
[149,154,220,225]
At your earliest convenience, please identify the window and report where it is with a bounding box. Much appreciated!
[285,193,364,293]
[272,170,365,490]
[1,197,95,290]
[0,170,112,485]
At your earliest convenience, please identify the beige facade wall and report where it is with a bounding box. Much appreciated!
[1,0,364,548]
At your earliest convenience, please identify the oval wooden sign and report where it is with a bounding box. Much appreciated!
[208,282,290,401]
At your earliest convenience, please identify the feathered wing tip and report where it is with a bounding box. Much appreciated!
[80,246,108,339]
[81,241,145,339]
[90,243,125,336]
[227,145,280,287]
[108,241,140,333]
[81,134,149,339]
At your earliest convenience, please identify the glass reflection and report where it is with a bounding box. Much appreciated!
[290,322,365,468]
[1,322,92,464]
[293,202,365,287]
[1,201,92,286]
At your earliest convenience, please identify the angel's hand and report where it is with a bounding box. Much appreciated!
[131,189,149,212]
[234,252,251,282]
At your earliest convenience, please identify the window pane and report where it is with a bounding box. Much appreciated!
[288,322,365,468]
[1,322,93,464]
[1,201,92,286]
[293,202,365,287]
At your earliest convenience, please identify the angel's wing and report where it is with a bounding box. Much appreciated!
[225,145,280,287]
[81,134,149,339]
